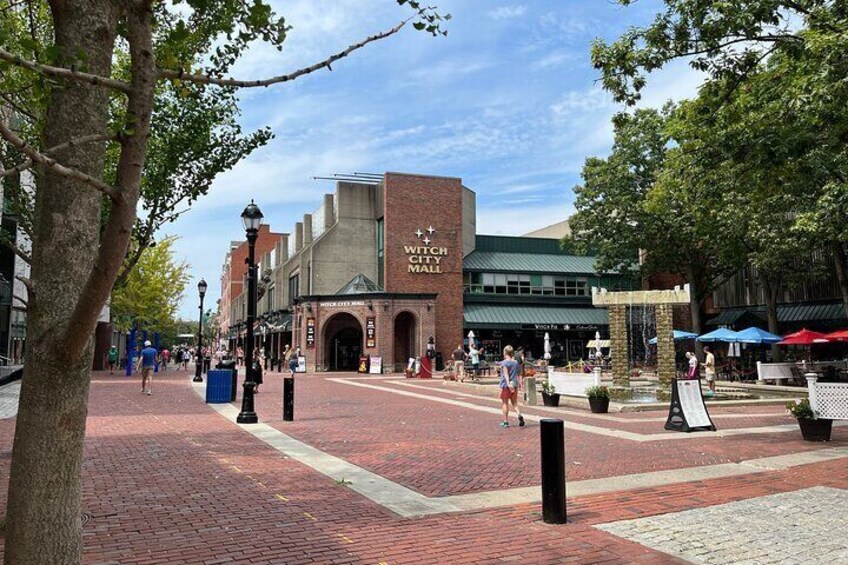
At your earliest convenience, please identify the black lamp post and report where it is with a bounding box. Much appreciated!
[237,199,263,424]
[193,278,208,382]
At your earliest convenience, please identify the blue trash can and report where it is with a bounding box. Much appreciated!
[206,369,233,403]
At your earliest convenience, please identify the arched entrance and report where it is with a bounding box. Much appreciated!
[394,311,417,371]
[324,313,363,371]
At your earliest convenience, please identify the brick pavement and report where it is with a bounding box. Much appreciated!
[0,369,846,564]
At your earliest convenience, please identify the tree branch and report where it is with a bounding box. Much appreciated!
[0,133,116,178]
[0,48,132,93]
[12,294,28,309]
[15,275,33,296]
[0,120,120,200]
[159,18,408,88]
[0,235,31,265]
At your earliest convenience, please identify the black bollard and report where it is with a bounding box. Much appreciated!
[540,418,566,524]
[283,377,294,421]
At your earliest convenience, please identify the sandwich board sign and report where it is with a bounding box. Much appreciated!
[664,378,716,432]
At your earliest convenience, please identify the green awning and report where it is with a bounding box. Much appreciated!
[707,302,847,326]
[464,304,608,329]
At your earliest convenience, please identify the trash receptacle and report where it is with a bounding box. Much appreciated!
[435,352,444,372]
[206,370,233,403]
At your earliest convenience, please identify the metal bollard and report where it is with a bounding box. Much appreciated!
[283,377,294,421]
[540,418,567,524]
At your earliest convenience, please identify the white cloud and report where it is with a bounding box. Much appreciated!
[488,5,527,20]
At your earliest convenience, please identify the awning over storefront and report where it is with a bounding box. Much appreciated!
[463,251,598,273]
[707,301,847,327]
[463,304,608,330]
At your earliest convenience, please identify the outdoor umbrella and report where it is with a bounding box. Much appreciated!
[825,329,848,341]
[697,328,742,343]
[778,328,831,345]
[594,330,602,361]
[544,332,551,360]
[647,330,699,345]
[734,327,783,344]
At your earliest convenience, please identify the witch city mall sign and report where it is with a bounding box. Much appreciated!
[404,226,448,274]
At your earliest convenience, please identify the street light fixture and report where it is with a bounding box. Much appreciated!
[237,199,263,424]
[193,278,208,382]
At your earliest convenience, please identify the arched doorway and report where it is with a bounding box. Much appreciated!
[324,313,363,371]
[394,312,417,371]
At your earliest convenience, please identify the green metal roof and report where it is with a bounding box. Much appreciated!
[464,251,599,274]
[707,302,847,326]
[464,303,608,328]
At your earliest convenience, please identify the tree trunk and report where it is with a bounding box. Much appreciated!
[4,2,120,564]
[832,241,848,321]
[762,278,782,362]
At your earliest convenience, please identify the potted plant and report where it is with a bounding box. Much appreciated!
[540,379,560,407]
[786,398,832,441]
[586,385,610,413]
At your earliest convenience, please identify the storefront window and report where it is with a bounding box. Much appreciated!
[288,273,300,305]
[464,272,591,297]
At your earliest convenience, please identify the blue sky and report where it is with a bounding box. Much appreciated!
[167,0,705,318]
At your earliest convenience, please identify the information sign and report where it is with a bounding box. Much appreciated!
[366,317,376,348]
[306,318,315,348]
[664,378,716,432]
[358,355,368,374]
[296,356,307,373]
[369,356,382,374]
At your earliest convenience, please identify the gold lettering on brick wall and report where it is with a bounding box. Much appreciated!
[405,228,448,274]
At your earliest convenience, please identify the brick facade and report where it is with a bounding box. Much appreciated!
[293,294,436,372]
[383,173,465,360]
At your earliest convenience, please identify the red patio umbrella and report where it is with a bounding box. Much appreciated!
[778,328,831,345]
[825,329,848,342]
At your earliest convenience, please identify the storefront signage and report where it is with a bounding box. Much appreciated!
[366,317,376,348]
[369,356,382,374]
[358,355,368,374]
[321,301,366,308]
[306,318,315,348]
[521,324,570,331]
[405,226,448,274]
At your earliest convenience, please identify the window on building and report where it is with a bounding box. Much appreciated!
[464,272,591,297]
[288,273,300,305]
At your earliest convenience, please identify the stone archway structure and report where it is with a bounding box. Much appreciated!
[592,285,691,387]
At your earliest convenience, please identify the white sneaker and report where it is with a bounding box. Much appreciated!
[146,390,152,395]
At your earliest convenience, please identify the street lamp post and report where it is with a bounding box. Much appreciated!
[237,200,263,424]
[193,279,208,382]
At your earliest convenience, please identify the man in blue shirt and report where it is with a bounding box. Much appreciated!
[136,340,158,395]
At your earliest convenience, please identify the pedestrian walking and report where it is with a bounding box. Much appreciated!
[469,343,481,381]
[703,346,716,395]
[289,346,301,377]
[253,349,263,393]
[181,347,190,371]
[452,344,467,382]
[499,345,524,428]
[161,347,170,370]
[237,346,245,366]
[515,346,526,377]
[136,340,157,395]
[107,345,118,375]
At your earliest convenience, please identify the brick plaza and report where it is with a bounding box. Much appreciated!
[1,369,847,564]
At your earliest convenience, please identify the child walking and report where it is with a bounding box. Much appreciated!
[499,345,524,428]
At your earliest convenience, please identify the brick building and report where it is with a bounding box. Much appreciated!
[224,172,634,372]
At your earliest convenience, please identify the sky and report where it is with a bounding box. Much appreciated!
[166,0,706,318]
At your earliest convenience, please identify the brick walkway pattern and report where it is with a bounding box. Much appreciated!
[0,369,846,564]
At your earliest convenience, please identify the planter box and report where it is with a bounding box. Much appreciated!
[798,418,833,442]
[588,397,610,414]
[541,392,561,407]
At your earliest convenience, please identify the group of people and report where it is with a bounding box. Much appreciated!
[685,346,717,395]
[106,343,196,375]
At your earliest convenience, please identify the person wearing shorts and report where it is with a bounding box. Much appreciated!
[469,344,480,380]
[499,346,524,428]
[289,346,301,377]
[452,345,467,382]
[107,345,118,375]
[703,346,716,395]
[136,340,157,395]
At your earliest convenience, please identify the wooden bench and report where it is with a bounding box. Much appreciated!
[807,375,848,420]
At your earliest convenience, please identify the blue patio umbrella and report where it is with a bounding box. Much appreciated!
[734,327,783,344]
[648,330,700,345]
[697,328,742,342]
